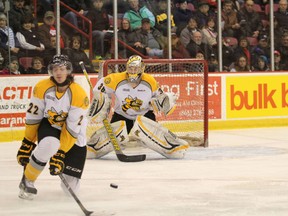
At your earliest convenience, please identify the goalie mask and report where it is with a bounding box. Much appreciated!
[48,54,74,87]
[126,55,145,83]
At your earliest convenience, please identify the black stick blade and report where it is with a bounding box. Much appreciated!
[117,153,146,162]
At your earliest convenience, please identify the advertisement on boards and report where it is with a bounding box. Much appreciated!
[151,73,222,121]
[226,74,288,118]
[1,72,287,134]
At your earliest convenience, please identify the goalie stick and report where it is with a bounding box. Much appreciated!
[59,174,93,216]
[79,61,146,162]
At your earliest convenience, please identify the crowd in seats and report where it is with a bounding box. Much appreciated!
[1,0,288,74]
[63,33,95,73]
[18,57,33,70]
[85,0,113,59]
[117,18,148,58]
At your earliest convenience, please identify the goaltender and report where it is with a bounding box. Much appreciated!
[16,55,89,200]
[86,55,189,159]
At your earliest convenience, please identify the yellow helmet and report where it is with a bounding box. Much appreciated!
[126,55,145,83]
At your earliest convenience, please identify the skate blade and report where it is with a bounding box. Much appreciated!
[18,189,35,200]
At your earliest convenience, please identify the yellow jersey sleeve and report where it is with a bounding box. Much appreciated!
[141,73,159,92]
[103,72,127,91]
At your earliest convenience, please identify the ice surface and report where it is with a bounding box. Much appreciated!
[0,127,288,216]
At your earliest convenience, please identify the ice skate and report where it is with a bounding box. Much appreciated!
[18,175,37,200]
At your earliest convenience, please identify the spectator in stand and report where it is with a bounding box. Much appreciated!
[9,0,35,33]
[276,32,288,64]
[103,0,129,16]
[229,55,251,72]
[201,16,217,48]
[0,13,20,56]
[195,0,215,29]
[222,0,241,38]
[195,50,205,59]
[0,1,4,12]
[0,55,24,75]
[154,0,177,37]
[237,0,261,38]
[38,11,68,51]
[26,56,47,74]
[123,0,156,31]
[233,0,242,11]
[251,34,270,68]
[63,34,94,73]
[163,32,190,59]
[222,38,235,71]
[140,0,156,13]
[274,0,288,32]
[253,0,269,10]
[118,18,142,58]
[42,35,57,66]
[272,18,283,49]
[173,0,194,36]
[234,36,252,68]
[16,15,45,58]
[60,0,88,33]
[38,0,54,16]
[85,0,112,59]
[0,48,6,70]
[253,55,270,71]
[180,16,200,48]
[274,50,287,71]
[186,31,212,59]
[134,18,166,58]
[208,53,219,72]
[190,50,206,72]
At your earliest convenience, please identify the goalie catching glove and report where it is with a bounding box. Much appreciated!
[88,92,111,123]
[151,92,177,116]
[17,138,37,166]
[49,150,65,175]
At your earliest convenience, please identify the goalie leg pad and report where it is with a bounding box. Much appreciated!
[129,116,189,159]
[86,121,128,159]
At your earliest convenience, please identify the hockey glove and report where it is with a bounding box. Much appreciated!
[17,138,37,166]
[88,92,111,123]
[49,150,65,175]
[151,92,178,116]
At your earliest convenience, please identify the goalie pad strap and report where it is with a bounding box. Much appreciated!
[129,116,189,159]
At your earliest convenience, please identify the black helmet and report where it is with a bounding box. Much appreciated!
[48,55,74,87]
[48,54,73,76]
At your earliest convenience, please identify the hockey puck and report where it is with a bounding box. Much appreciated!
[110,183,118,189]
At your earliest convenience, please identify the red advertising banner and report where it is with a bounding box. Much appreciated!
[152,73,222,121]
[208,76,222,119]
[0,113,26,127]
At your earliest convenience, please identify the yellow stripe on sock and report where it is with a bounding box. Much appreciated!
[24,163,42,182]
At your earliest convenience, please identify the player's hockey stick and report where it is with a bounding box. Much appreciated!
[79,61,146,162]
[102,118,146,162]
[59,174,93,216]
